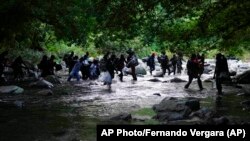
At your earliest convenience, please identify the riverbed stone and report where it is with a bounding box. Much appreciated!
[148,78,161,82]
[0,86,24,94]
[169,77,187,83]
[125,65,147,75]
[30,79,54,88]
[233,70,250,84]
[44,75,61,84]
[153,97,200,121]
[153,72,164,77]
[37,90,54,96]
[110,113,132,121]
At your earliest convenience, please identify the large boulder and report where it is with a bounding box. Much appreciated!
[0,86,24,94]
[30,79,54,88]
[233,70,250,84]
[44,75,61,84]
[153,97,200,121]
[125,65,147,75]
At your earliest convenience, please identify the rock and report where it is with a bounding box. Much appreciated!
[189,108,215,120]
[185,99,200,111]
[135,65,147,75]
[169,77,187,83]
[148,78,161,82]
[153,93,161,96]
[89,82,98,85]
[125,65,147,75]
[241,100,250,110]
[14,100,24,108]
[37,90,54,96]
[153,97,200,121]
[242,85,250,95]
[30,79,54,88]
[234,70,250,84]
[0,100,24,108]
[0,86,24,94]
[133,115,151,121]
[212,117,229,125]
[44,75,61,84]
[28,70,39,79]
[153,72,164,77]
[110,113,132,121]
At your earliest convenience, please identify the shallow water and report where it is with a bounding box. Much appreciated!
[0,71,250,141]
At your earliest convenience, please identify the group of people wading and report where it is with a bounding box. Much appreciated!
[0,49,229,95]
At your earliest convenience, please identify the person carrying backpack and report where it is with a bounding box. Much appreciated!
[126,49,138,81]
[184,54,204,90]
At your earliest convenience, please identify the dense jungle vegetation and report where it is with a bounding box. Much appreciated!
[0,0,249,62]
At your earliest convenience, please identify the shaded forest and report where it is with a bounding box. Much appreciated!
[0,0,249,61]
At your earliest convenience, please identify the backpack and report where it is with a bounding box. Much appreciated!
[127,55,139,68]
[99,59,107,71]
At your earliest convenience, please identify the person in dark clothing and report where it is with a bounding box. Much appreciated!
[99,52,110,72]
[81,52,90,80]
[90,59,100,80]
[198,53,205,76]
[158,51,170,76]
[176,54,183,74]
[0,51,8,82]
[38,55,50,77]
[170,54,177,75]
[213,53,229,95]
[185,54,204,90]
[11,56,27,80]
[67,52,75,74]
[116,54,126,81]
[107,54,117,79]
[48,55,57,75]
[126,49,138,81]
[147,53,155,75]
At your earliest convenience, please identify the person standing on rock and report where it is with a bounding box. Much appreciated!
[213,53,229,95]
[147,53,156,75]
[185,54,204,90]
[126,49,138,81]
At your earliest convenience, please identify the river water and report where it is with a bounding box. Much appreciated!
[0,69,250,141]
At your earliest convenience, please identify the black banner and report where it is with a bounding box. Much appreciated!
[97,125,250,141]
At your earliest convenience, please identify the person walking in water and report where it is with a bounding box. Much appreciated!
[67,57,83,82]
[158,51,170,76]
[213,53,229,95]
[170,54,177,75]
[147,53,155,75]
[116,54,126,81]
[185,54,204,90]
[126,49,138,81]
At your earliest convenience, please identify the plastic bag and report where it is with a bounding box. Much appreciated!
[99,71,112,84]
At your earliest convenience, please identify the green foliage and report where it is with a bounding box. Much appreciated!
[0,0,249,59]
